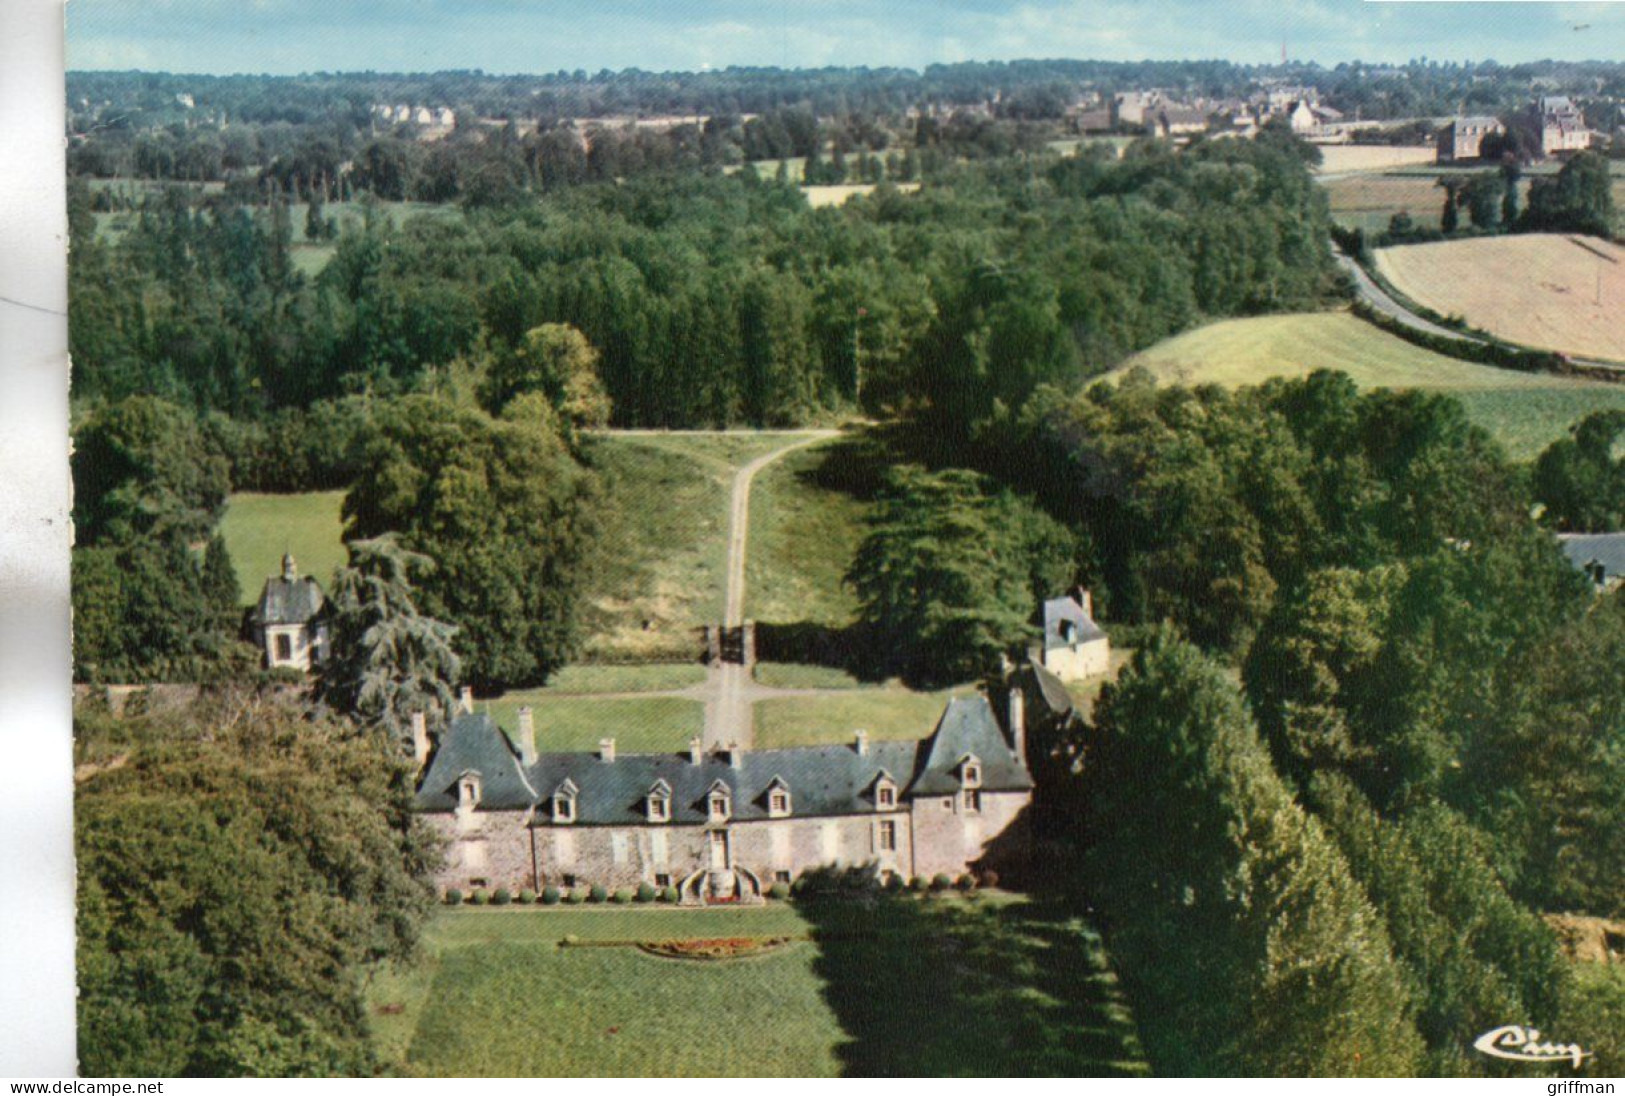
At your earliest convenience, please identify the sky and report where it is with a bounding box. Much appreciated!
[66,0,1624,75]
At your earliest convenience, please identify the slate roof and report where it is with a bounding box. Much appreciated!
[253,575,327,627]
[1557,533,1625,585]
[1043,595,1106,651]
[413,694,1030,821]
[1024,657,1076,717]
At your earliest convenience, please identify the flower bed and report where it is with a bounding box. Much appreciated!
[634,936,796,961]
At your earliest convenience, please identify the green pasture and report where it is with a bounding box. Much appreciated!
[754,684,973,749]
[1118,311,1625,460]
[485,693,704,756]
[370,897,1146,1077]
[218,490,347,606]
[745,437,872,629]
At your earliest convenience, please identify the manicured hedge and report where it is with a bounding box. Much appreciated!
[541,886,561,905]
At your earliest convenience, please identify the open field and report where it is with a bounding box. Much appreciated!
[1324,172,1625,236]
[370,898,1146,1077]
[1314,145,1436,175]
[1118,311,1625,459]
[745,437,873,629]
[484,692,704,755]
[754,683,976,748]
[579,433,804,660]
[218,490,347,605]
[801,183,921,208]
[1373,235,1625,362]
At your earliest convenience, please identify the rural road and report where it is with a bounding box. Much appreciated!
[712,430,840,748]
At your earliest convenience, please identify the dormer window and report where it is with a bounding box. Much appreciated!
[959,755,982,789]
[647,780,672,823]
[457,772,482,810]
[873,773,898,811]
[766,778,791,818]
[707,780,732,823]
[553,779,578,825]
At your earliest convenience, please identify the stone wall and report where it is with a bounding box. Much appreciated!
[1042,637,1110,683]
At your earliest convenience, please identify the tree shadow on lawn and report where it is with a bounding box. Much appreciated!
[798,890,1149,1077]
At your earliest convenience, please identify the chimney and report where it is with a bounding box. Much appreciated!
[516,707,537,766]
[688,737,704,765]
[281,552,297,581]
[1075,587,1093,618]
[724,741,743,769]
[1008,688,1027,768]
[411,711,431,771]
[598,737,616,763]
[854,730,869,756]
[459,686,474,715]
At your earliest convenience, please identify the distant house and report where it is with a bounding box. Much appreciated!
[247,553,330,672]
[1557,533,1625,592]
[1038,589,1110,683]
[412,689,1033,900]
[1156,106,1210,138]
[1437,116,1504,163]
[1534,96,1593,157]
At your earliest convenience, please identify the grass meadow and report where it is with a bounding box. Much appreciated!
[754,684,975,748]
[745,437,873,630]
[1118,311,1625,460]
[369,897,1147,1077]
[218,490,347,605]
[485,693,704,755]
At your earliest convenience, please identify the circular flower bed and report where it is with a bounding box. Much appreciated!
[635,935,795,961]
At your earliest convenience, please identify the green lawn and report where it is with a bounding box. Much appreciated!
[1118,311,1625,460]
[754,662,868,690]
[745,437,872,629]
[218,490,347,606]
[372,897,1147,1077]
[524,662,706,695]
[484,694,704,756]
[755,684,974,748]
[579,432,838,659]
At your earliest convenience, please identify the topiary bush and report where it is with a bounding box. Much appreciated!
[492,887,512,905]
[564,888,584,905]
[635,882,657,903]
[930,873,952,892]
[884,874,906,895]
[660,886,679,904]
[956,873,976,892]
[588,884,608,903]
[909,876,928,893]
[470,889,489,906]
[444,888,463,906]
[768,881,791,900]
[611,888,633,904]
[541,885,561,905]
[978,869,1000,890]
[517,888,536,905]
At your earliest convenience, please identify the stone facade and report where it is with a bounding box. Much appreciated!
[1038,589,1110,683]
[413,693,1034,900]
[247,554,330,672]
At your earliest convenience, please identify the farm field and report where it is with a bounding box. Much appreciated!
[801,182,921,208]
[1118,311,1625,459]
[1324,172,1625,237]
[370,898,1146,1077]
[745,436,873,629]
[579,432,805,660]
[218,490,347,605]
[1373,234,1625,362]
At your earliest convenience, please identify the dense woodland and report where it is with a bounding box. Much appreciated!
[71,65,1624,1077]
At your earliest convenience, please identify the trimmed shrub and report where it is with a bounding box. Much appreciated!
[768,881,791,900]
[635,883,657,903]
[517,888,536,905]
[469,889,489,906]
[930,873,952,892]
[909,876,928,893]
[492,887,512,905]
[956,873,976,892]
[541,885,561,905]
[660,886,680,904]
[588,884,608,903]
[978,869,1000,890]
[884,874,906,894]
[612,888,633,904]
[444,888,463,906]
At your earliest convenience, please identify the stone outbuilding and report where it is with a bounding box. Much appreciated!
[1557,532,1625,593]
[247,553,330,672]
[1038,589,1110,683]
[412,692,1033,902]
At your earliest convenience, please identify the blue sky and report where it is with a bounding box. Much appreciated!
[67,0,1623,74]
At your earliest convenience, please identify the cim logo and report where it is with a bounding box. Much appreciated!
[1474,1025,1593,1069]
